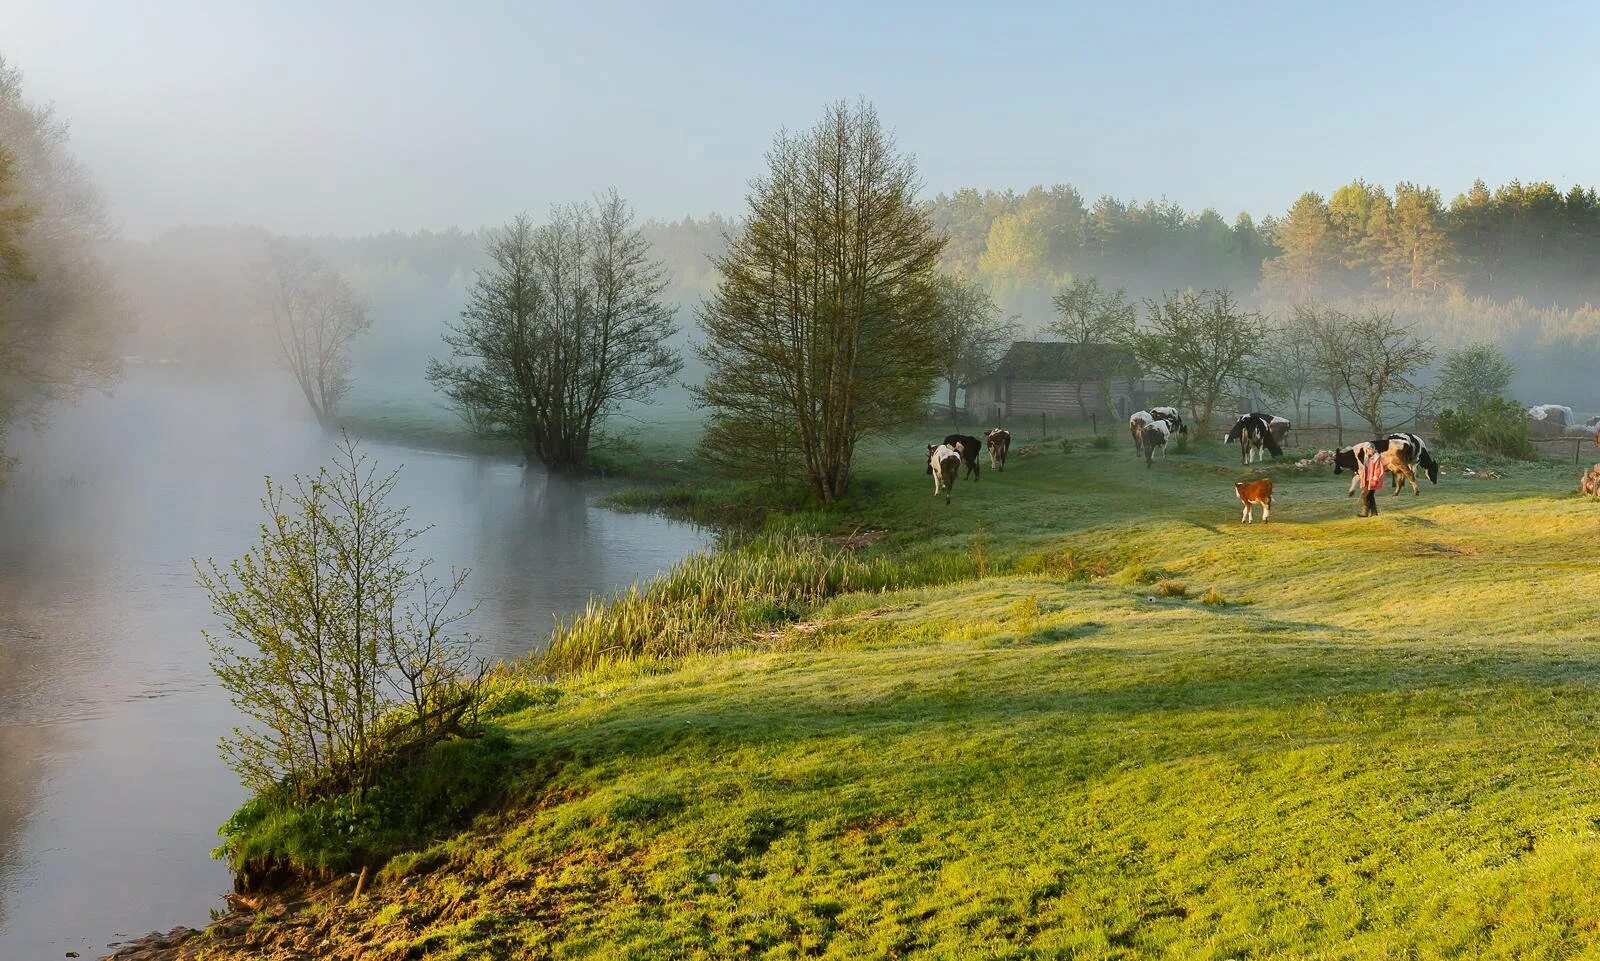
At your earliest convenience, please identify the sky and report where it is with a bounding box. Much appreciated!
[5,0,1599,238]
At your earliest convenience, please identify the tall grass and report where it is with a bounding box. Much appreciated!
[537,533,978,674]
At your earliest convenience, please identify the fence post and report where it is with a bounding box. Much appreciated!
[1040,411,1047,440]
[1091,413,1097,436]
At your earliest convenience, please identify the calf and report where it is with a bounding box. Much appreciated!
[1139,418,1171,468]
[983,428,1011,472]
[1129,410,1155,455]
[1225,413,1284,465]
[944,434,981,481]
[1234,477,1273,524]
[927,443,963,503]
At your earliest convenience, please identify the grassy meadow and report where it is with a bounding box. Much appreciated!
[202,425,1600,960]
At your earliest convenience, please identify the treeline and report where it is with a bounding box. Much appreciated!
[1266,180,1600,306]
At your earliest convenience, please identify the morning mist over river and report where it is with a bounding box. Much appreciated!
[0,369,709,958]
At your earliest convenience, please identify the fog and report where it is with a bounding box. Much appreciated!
[5,5,1600,955]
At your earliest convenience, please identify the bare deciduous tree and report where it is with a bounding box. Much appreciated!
[262,240,371,425]
[1127,289,1267,435]
[1048,275,1138,419]
[934,275,1016,421]
[695,100,946,504]
[427,191,680,471]
[1302,305,1433,435]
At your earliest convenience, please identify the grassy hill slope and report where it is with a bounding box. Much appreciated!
[157,432,1600,960]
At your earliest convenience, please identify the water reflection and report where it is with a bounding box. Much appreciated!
[0,370,709,957]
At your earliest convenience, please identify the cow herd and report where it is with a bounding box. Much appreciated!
[926,428,1010,503]
[925,408,1444,523]
[1124,408,1444,522]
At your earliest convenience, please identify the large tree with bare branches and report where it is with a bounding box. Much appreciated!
[695,101,946,504]
[261,239,371,426]
[427,191,680,471]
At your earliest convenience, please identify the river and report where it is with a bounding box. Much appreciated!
[0,370,711,959]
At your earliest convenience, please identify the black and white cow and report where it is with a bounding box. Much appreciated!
[1224,413,1284,465]
[983,428,1011,472]
[1332,441,1378,496]
[1377,432,1439,495]
[944,434,982,481]
[1139,418,1172,468]
[1149,406,1189,436]
[927,443,963,503]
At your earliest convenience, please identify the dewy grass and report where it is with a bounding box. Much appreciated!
[204,424,1600,958]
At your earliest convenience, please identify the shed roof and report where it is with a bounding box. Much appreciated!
[985,341,1138,381]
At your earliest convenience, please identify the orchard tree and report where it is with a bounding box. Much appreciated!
[1127,289,1267,435]
[1308,307,1433,434]
[695,100,945,504]
[933,275,1016,421]
[1047,275,1137,418]
[428,191,681,471]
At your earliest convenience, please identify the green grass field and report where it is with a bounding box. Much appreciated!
[203,429,1600,960]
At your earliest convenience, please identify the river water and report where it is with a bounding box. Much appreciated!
[0,371,710,959]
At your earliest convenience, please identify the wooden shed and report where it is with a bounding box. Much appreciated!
[964,342,1146,421]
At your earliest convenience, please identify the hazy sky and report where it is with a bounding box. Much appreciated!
[7,0,1599,237]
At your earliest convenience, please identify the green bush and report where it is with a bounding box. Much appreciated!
[1172,433,1190,454]
[1090,435,1113,450]
[1059,438,1075,455]
[1436,398,1539,460]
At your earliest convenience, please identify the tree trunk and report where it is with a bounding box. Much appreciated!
[947,378,959,424]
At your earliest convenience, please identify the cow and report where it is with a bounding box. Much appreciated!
[1234,477,1273,524]
[927,443,963,503]
[1378,432,1439,495]
[1582,462,1600,497]
[1332,441,1378,497]
[1224,413,1284,465]
[1129,410,1155,454]
[983,428,1011,472]
[1149,406,1189,436]
[1252,412,1291,447]
[943,434,981,481]
[1139,418,1171,468]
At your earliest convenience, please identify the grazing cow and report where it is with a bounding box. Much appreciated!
[1249,412,1291,446]
[1129,410,1155,454]
[927,443,963,503]
[943,434,981,481]
[1149,406,1189,436]
[1225,413,1284,465]
[1378,432,1439,495]
[1581,462,1600,497]
[1139,418,1171,468]
[984,428,1011,472]
[1234,477,1273,524]
[1332,441,1378,497]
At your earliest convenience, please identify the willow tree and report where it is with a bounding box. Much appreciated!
[428,191,680,471]
[695,101,945,504]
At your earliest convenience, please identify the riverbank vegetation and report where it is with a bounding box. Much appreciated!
[183,421,1600,959]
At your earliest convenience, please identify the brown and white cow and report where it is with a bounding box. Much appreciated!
[1130,410,1155,455]
[927,443,963,503]
[984,428,1011,472]
[1235,477,1273,524]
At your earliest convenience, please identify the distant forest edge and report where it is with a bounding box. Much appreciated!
[118,177,1600,410]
